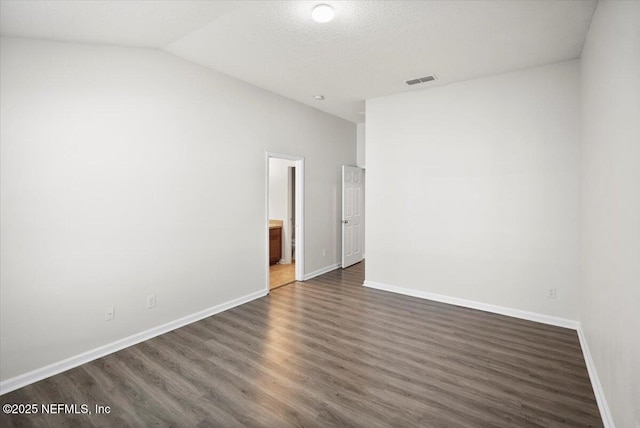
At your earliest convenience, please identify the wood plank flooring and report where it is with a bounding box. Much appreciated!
[0,262,602,427]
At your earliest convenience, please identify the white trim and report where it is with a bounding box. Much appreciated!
[295,158,305,281]
[576,324,615,428]
[0,289,267,396]
[363,280,579,329]
[362,279,613,427]
[303,262,341,281]
[284,165,294,265]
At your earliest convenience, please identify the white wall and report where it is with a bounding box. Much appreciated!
[580,1,640,426]
[356,122,366,168]
[366,61,581,319]
[356,123,367,257]
[268,158,295,263]
[0,37,355,381]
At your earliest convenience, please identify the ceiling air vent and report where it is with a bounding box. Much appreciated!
[406,75,436,86]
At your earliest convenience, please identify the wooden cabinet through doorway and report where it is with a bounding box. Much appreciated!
[269,227,282,265]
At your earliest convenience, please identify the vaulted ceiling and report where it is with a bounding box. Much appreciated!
[0,0,597,123]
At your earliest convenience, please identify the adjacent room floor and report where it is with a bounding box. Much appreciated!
[0,262,602,427]
[269,261,295,290]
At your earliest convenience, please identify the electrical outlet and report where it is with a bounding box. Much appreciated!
[547,288,557,299]
[105,306,115,321]
[322,249,327,257]
[147,293,156,309]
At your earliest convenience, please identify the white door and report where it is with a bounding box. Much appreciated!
[342,166,364,268]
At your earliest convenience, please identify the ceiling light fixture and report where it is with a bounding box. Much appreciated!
[312,4,334,23]
[313,95,325,101]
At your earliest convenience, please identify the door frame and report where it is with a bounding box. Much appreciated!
[284,165,295,265]
[266,152,305,292]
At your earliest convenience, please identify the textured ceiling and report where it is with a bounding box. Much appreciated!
[0,0,597,123]
[0,1,246,47]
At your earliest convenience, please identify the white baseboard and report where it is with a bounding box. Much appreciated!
[1,278,614,428]
[363,279,613,427]
[303,262,341,281]
[363,280,579,329]
[576,324,615,428]
[0,289,267,396]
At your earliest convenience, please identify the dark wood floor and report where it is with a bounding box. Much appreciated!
[1,262,602,427]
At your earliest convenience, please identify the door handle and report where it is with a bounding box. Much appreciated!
[342,220,349,224]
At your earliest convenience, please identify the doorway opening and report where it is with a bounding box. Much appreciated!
[266,153,304,291]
